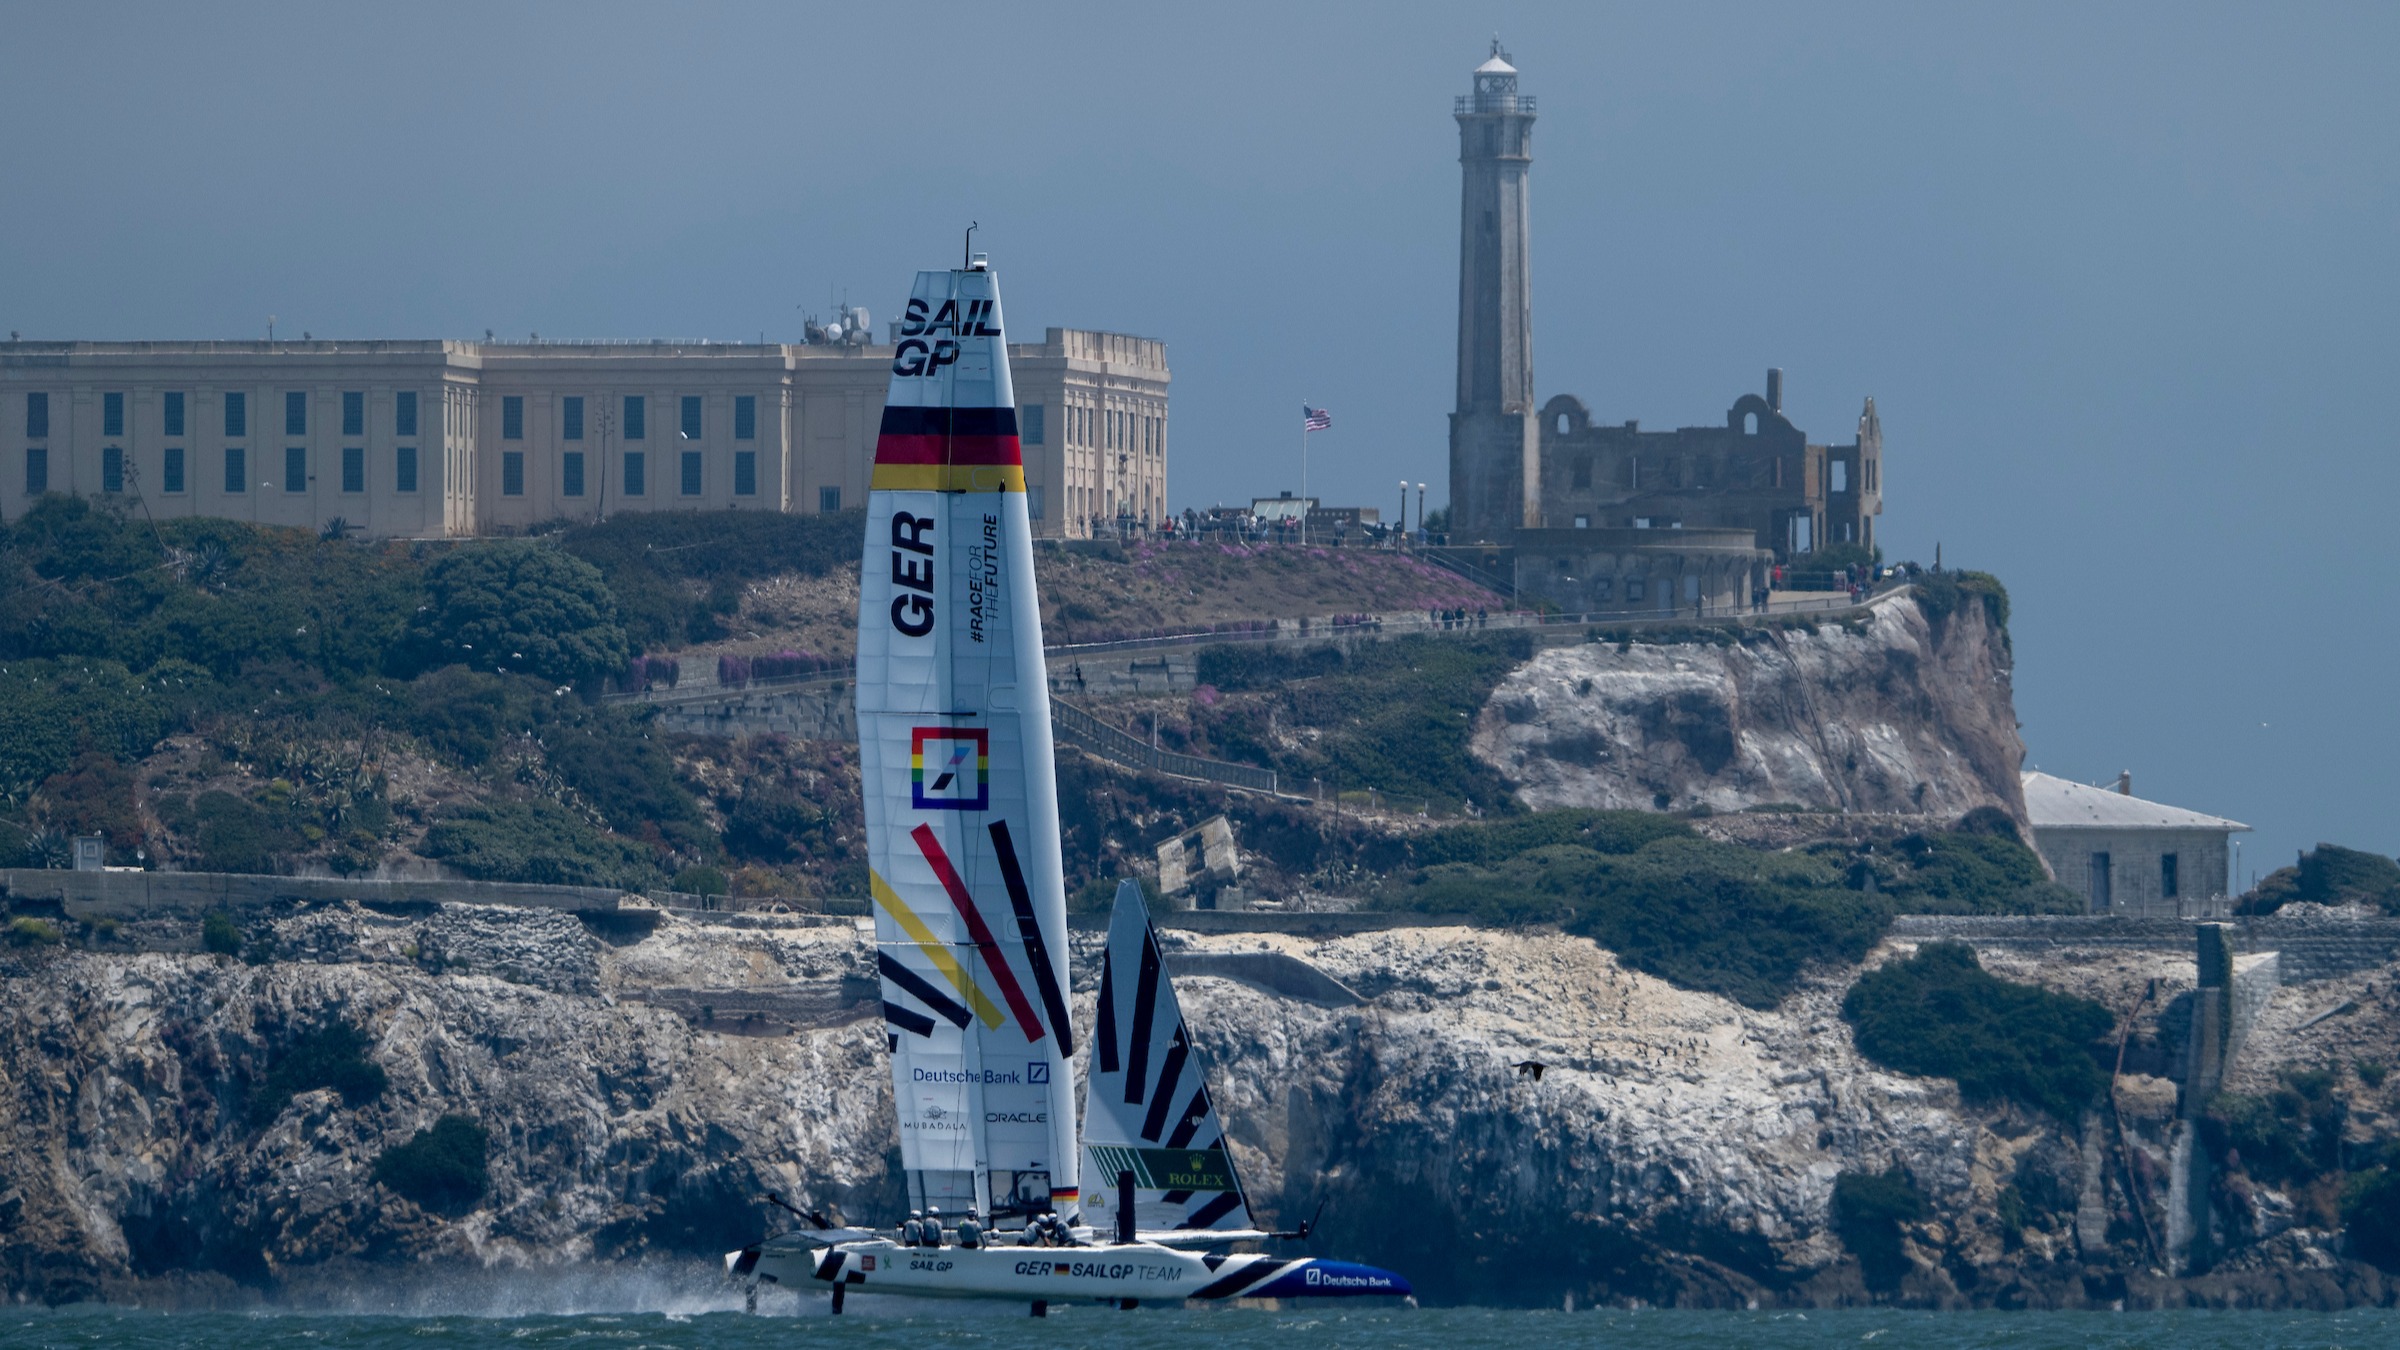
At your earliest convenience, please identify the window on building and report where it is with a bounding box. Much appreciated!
[502,395,524,440]
[1831,460,1848,494]
[224,446,247,494]
[225,392,247,438]
[285,391,307,436]
[1022,404,1045,445]
[285,446,308,492]
[623,395,645,439]
[342,447,364,494]
[563,396,584,441]
[1626,578,1644,602]
[164,392,185,437]
[1684,574,1701,601]
[2161,853,2180,899]
[1573,514,1590,528]
[103,446,124,493]
[1571,456,1591,489]
[680,450,702,495]
[624,450,646,495]
[342,391,364,437]
[819,485,841,513]
[733,450,756,496]
[25,447,48,495]
[395,446,418,492]
[104,392,125,437]
[734,395,756,440]
[396,390,418,438]
[2090,852,2113,910]
[562,451,585,497]
[25,392,48,439]
[162,447,185,494]
[1027,484,1045,519]
[680,395,702,441]
[1593,578,1612,600]
[502,451,525,496]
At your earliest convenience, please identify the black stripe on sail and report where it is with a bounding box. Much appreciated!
[879,951,970,1028]
[815,1250,847,1282]
[882,1000,936,1038]
[1193,1258,1286,1301]
[1096,951,1120,1074]
[1140,1027,1192,1141]
[1125,932,1162,1104]
[1186,1191,1245,1229]
[1164,1083,1213,1149]
[989,821,1074,1056]
[877,405,1020,437]
[1161,1190,1193,1205]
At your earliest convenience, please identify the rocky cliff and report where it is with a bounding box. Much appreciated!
[1473,594,2027,820]
[3,900,2391,1308]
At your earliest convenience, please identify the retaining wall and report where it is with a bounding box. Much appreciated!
[0,867,626,920]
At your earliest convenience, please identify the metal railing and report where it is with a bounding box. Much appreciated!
[1050,700,1284,795]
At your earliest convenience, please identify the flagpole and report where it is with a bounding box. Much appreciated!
[1301,401,1310,547]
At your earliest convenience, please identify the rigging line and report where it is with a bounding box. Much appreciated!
[868,869,1004,1029]
[987,820,1075,1056]
[910,823,1046,1042]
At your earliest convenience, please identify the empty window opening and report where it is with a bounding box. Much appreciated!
[2161,853,2180,899]
[2090,852,2113,910]
[1831,460,1848,493]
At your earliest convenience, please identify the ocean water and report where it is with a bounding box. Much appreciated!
[4,1304,2399,1350]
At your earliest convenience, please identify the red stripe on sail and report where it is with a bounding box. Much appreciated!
[872,433,1022,467]
[910,824,1046,1042]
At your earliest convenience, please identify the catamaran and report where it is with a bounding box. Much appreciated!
[725,253,1410,1315]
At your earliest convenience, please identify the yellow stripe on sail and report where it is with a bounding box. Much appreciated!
[870,464,1027,493]
[869,868,1006,1029]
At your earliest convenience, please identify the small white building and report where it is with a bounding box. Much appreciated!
[2021,771,2249,917]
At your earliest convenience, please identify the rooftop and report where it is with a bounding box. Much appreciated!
[2020,771,2249,833]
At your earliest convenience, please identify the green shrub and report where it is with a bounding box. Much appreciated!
[0,659,176,790]
[542,715,713,858]
[1910,569,2009,637]
[2205,1069,2346,1187]
[188,791,292,875]
[2343,1168,2400,1273]
[420,797,663,890]
[1832,1168,1925,1292]
[5,916,64,946]
[251,1021,388,1124]
[200,911,242,955]
[557,509,860,649]
[401,540,628,688]
[1411,809,1691,868]
[1842,943,2113,1118]
[372,1115,490,1212]
[671,865,729,896]
[2241,844,2400,916]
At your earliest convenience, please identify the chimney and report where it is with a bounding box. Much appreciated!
[2116,770,2132,796]
[1766,368,1784,413]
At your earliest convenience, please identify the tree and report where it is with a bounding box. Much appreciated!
[403,541,628,688]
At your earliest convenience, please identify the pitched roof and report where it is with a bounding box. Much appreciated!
[2020,771,2249,833]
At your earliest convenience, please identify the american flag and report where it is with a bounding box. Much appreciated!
[1302,405,1332,432]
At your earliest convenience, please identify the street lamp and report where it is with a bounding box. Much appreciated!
[1415,483,1426,535]
[1397,480,1408,545]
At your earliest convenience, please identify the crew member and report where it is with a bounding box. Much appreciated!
[924,1206,944,1249]
[902,1210,923,1247]
[957,1205,983,1250]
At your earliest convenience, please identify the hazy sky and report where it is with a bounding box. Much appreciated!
[6,1,2395,881]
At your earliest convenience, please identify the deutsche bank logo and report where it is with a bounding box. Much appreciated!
[1028,1062,1051,1085]
[911,727,989,811]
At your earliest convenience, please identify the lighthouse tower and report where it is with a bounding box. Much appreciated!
[1449,41,1539,541]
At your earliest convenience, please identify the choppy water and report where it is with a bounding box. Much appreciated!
[5,1303,2400,1350]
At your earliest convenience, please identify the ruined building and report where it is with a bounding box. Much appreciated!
[1446,45,1883,613]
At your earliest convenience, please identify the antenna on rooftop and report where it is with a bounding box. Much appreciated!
[964,221,979,269]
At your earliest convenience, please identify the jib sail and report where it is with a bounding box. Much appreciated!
[1082,880,1257,1236]
[856,260,1079,1224]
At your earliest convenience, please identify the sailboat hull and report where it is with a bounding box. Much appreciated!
[739,1237,1410,1305]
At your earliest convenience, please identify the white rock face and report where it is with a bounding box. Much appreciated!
[1473,596,2025,820]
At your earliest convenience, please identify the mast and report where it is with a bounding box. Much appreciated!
[857,257,1080,1224]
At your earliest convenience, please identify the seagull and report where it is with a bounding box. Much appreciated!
[1513,1060,1547,1082]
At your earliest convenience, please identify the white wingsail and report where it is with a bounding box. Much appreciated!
[1083,880,1260,1240]
[855,260,1080,1225]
